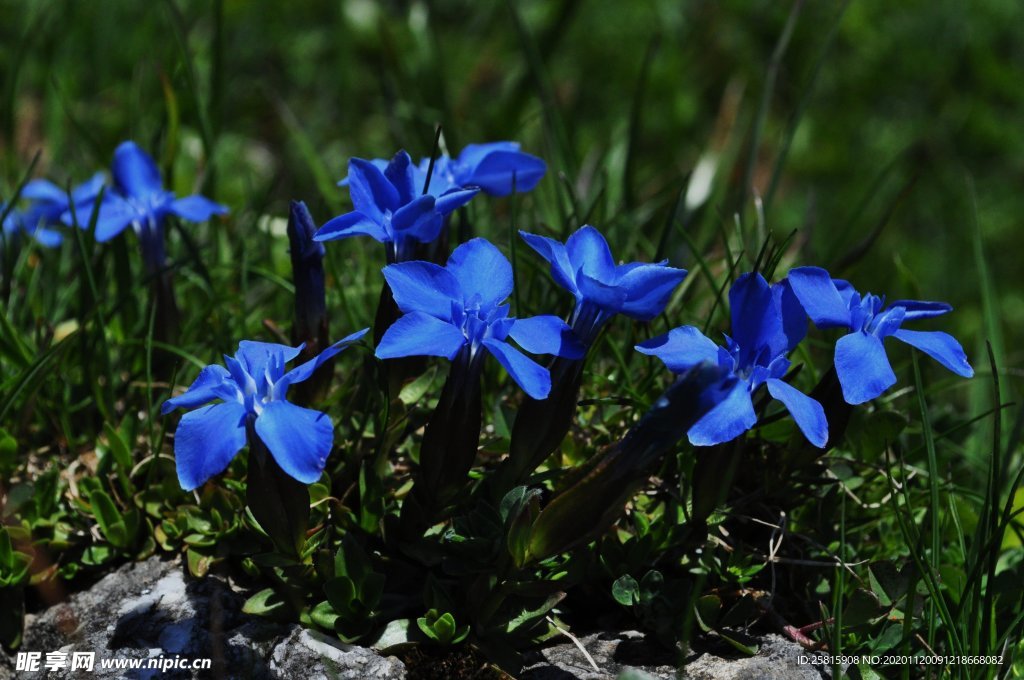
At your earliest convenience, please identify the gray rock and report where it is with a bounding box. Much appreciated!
[269,628,406,680]
[521,631,830,680]
[682,634,830,680]
[520,630,678,680]
[0,556,406,680]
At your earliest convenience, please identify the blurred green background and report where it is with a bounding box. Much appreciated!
[2,0,1022,378]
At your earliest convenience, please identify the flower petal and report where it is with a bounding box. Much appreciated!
[338,158,389,187]
[519,230,578,295]
[728,272,781,361]
[347,157,399,221]
[483,339,551,399]
[162,364,236,414]
[383,261,461,318]
[576,271,628,312]
[786,266,852,329]
[566,226,616,284]
[236,341,302,382]
[71,173,107,204]
[635,325,721,373]
[86,197,138,242]
[892,329,973,378]
[169,195,229,222]
[446,238,513,309]
[509,315,585,359]
[275,328,369,398]
[391,194,443,243]
[315,211,388,243]
[112,141,163,198]
[434,187,479,215]
[687,379,756,447]
[31,227,64,248]
[833,279,858,307]
[383,150,418,204]
[890,300,953,321]
[20,179,66,203]
[173,401,247,491]
[255,401,334,484]
[456,142,521,169]
[871,306,906,339]
[413,157,457,197]
[773,280,808,353]
[375,312,467,360]
[834,331,896,404]
[765,378,828,448]
[462,149,546,196]
[616,263,688,321]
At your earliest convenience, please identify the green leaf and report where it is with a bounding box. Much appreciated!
[695,594,722,630]
[433,612,456,643]
[504,592,565,636]
[186,548,212,578]
[369,619,418,652]
[869,623,903,654]
[90,490,128,548]
[417,611,441,642]
[639,570,664,605]
[842,588,885,627]
[0,527,13,570]
[103,422,133,471]
[847,410,908,459]
[857,663,883,680]
[324,577,359,616]
[868,562,909,608]
[1010,638,1024,677]
[309,601,339,630]
[612,575,640,607]
[505,489,540,568]
[360,572,385,610]
[80,544,113,566]
[242,587,289,617]
[450,624,470,645]
[398,364,438,406]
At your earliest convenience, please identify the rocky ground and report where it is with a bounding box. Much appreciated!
[0,557,831,679]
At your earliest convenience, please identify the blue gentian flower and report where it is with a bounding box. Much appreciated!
[786,266,973,405]
[520,225,688,345]
[346,142,547,198]
[416,142,546,197]
[636,272,828,448]
[315,150,478,262]
[161,329,367,490]
[375,238,584,399]
[68,142,227,264]
[15,173,106,247]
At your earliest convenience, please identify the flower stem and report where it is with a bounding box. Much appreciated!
[400,350,483,533]
[493,356,585,499]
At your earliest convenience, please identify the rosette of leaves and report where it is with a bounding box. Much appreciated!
[70,475,152,567]
[417,608,470,646]
[1,466,78,580]
[155,483,247,578]
[305,536,387,643]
